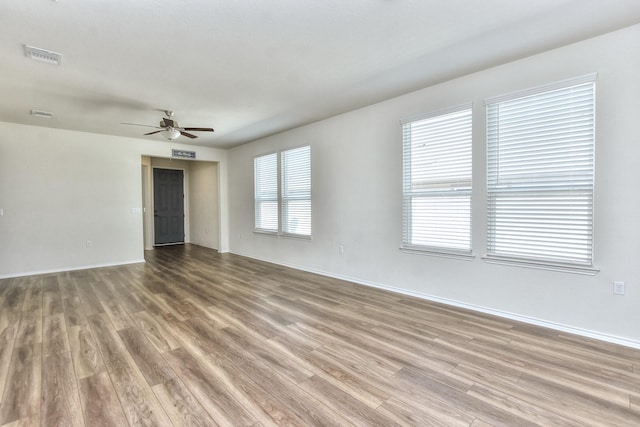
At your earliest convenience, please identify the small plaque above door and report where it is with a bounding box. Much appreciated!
[172,149,196,159]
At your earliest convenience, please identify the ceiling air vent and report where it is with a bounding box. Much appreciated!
[24,45,62,65]
[30,110,54,118]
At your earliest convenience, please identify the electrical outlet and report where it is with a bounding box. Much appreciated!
[86,240,93,248]
[613,281,625,295]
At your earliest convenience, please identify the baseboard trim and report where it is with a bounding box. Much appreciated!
[189,242,220,252]
[231,250,640,350]
[0,259,146,279]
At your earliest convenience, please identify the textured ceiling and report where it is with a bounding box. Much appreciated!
[1,0,640,148]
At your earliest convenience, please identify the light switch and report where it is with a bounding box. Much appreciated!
[131,207,141,214]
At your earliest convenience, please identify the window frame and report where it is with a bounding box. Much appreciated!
[253,145,312,239]
[254,152,279,234]
[400,103,474,260]
[483,74,599,275]
[281,145,312,238]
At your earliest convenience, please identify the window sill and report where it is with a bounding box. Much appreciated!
[482,255,600,275]
[280,232,312,241]
[253,230,312,240]
[400,246,475,261]
[254,229,278,236]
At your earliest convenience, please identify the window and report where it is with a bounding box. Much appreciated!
[281,146,311,236]
[254,146,311,237]
[254,153,278,232]
[402,105,472,255]
[485,74,596,270]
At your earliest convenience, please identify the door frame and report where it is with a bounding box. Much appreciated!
[150,165,189,247]
[141,155,224,253]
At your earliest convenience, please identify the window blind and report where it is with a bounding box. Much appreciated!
[486,76,595,266]
[402,106,472,253]
[254,153,278,232]
[281,146,311,236]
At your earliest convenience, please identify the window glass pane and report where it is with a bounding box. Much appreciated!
[256,200,278,231]
[407,195,471,250]
[282,200,311,236]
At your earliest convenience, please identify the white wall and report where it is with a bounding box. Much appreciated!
[0,123,229,277]
[189,162,219,250]
[228,25,640,346]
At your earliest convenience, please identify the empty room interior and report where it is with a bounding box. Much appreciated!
[2,1,640,426]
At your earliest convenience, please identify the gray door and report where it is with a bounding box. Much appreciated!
[153,168,185,245]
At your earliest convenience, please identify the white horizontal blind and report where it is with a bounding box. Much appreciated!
[486,77,595,265]
[254,153,278,232]
[402,106,472,253]
[281,146,311,236]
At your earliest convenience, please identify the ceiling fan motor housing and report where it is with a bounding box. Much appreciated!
[161,118,177,128]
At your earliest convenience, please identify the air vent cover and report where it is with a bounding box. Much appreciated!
[24,45,62,65]
[31,110,54,118]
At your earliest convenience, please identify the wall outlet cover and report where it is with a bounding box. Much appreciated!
[613,281,625,295]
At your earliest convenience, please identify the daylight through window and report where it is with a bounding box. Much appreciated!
[402,105,472,254]
[254,146,311,237]
[485,75,596,267]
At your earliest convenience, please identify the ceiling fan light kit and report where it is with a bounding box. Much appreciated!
[163,128,181,140]
[121,110,214,141]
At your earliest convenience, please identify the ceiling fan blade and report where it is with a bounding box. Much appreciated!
[121,122,161,129]
[182,127,214,132]
[144,130,163,135]
[180,131,198,139]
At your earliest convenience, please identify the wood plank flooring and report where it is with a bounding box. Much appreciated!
[1,244,639,426]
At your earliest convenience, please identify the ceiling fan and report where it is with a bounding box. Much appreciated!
[121,110,214,140]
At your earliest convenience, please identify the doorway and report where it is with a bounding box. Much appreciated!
[142,156,220,251]
[153,168,185,245]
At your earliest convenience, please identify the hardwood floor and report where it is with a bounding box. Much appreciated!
[1,244,639,426]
